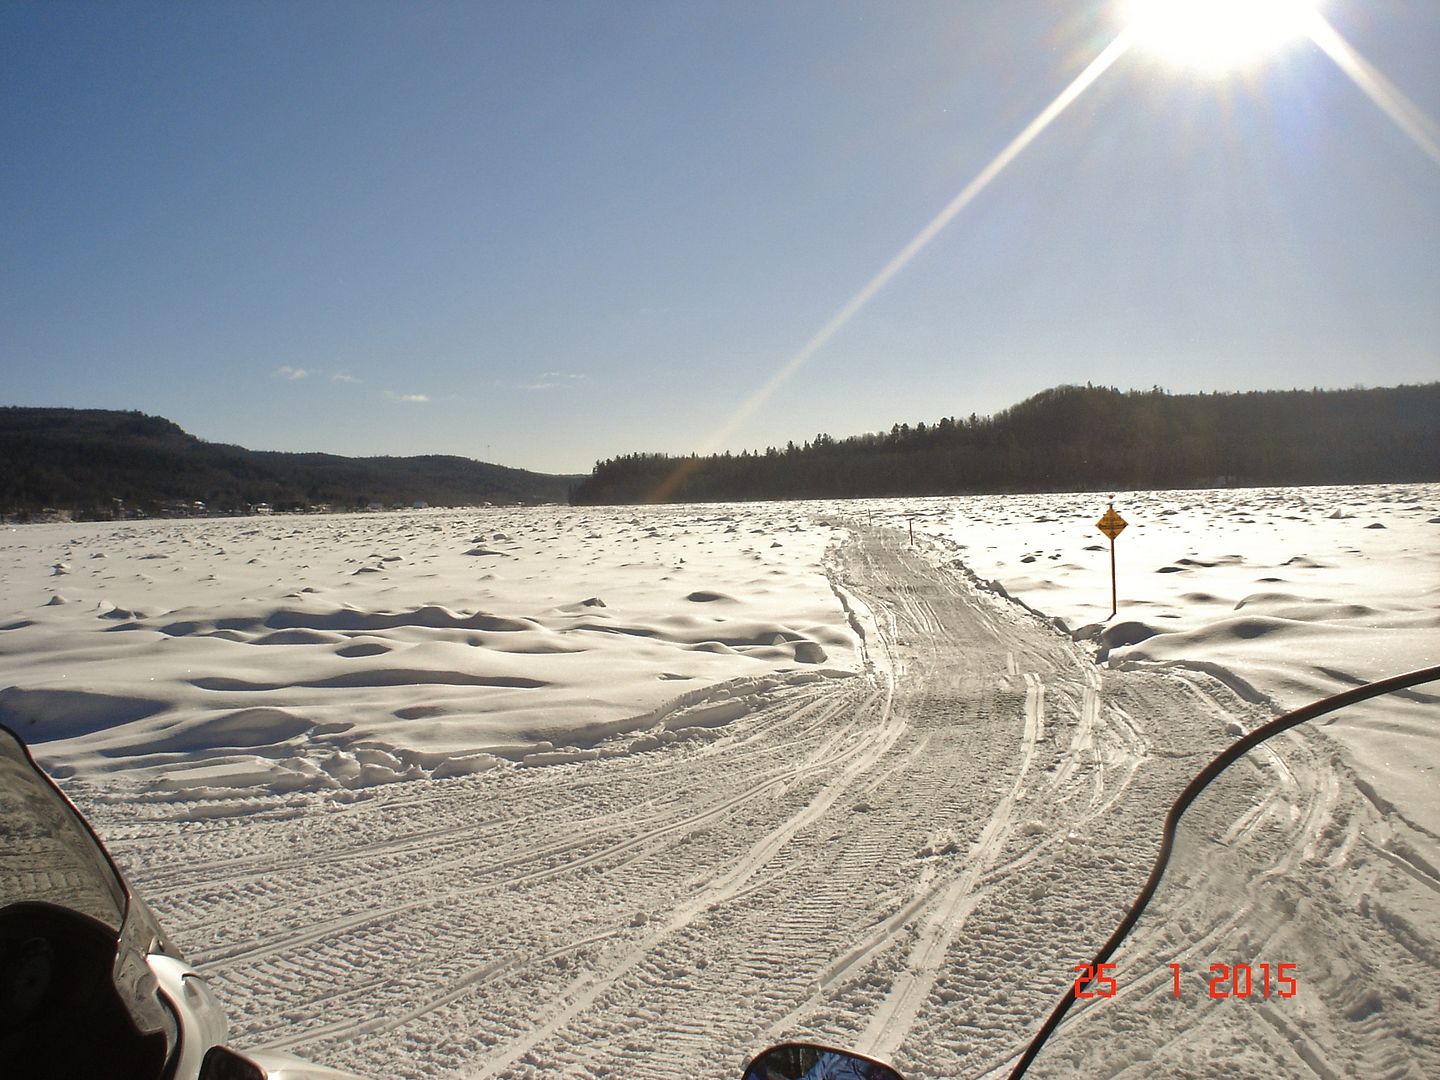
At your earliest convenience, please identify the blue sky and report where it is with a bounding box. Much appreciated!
[3,1,1437,474]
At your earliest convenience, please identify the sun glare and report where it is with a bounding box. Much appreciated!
[1125,0,1319,74]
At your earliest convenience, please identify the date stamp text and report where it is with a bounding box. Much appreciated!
[1072,962,1299,1000]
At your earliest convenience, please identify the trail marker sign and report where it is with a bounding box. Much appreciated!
[1096,507,1127,540]
[1096,502,1126,618]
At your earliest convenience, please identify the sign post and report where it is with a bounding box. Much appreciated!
[1095,501,1127,619]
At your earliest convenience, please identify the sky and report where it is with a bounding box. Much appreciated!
[3,0,1437,475]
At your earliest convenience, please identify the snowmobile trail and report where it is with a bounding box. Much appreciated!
[63,524,1429,1080]
[1024,715,1440,1080]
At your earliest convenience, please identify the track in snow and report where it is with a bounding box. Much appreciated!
[69,525,1435,1079]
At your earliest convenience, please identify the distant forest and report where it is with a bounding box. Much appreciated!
[0,408,578,519]
[571,384,1440,505]
[7,385,1436,520]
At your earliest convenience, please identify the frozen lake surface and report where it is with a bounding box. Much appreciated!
[1,484,1435,1078]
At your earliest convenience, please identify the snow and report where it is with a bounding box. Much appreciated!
[0,507,858,787]
[901,483,1440,837]
[0,485,1435,1079]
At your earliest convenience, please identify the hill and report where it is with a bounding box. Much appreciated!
[0,407,578,518]
[570,383,1440,504]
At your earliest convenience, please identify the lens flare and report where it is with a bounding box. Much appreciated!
[642,7,1438,505]
[647,28,1139,502]
[1125,0,1318,74]
[1303,11,1440,168]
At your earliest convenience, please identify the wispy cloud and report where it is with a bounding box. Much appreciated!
[331,372,361,384]
[384,390,430,403]
[516,371,590,392]
[273,365,312,380]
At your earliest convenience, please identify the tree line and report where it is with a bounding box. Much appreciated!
[0,407,577,519]
[570,383,1440,505]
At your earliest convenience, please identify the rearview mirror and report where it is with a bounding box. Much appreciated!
[742,1042,905,1080]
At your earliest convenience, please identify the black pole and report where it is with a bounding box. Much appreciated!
[1109,535,1117,619]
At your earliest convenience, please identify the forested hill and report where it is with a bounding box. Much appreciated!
[0,408,579,518]
[570,384,1440,505]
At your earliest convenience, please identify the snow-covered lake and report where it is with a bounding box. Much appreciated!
[1,484,1435,1078]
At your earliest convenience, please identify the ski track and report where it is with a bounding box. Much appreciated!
[67,525,1438,1079]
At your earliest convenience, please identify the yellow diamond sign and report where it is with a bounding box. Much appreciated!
[1097,508,1127,540]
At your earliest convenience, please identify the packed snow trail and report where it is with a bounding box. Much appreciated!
[66,525,1437,1079]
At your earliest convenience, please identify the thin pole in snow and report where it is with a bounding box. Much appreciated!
[1095,498,1126,621]
[1109,534,1117,620]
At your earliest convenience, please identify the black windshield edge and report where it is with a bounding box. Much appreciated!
[1007,663,1440,1079]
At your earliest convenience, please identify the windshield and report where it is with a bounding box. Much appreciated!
[1019,698,1439,1077]
[0,2,1436,1078]
[0,727,126,930]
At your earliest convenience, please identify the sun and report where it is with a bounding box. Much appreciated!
[1123,0,1320,75]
